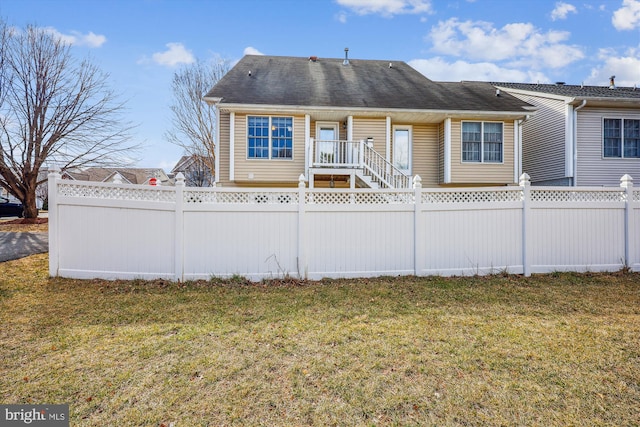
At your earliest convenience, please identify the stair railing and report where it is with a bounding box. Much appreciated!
[360,141,411,189]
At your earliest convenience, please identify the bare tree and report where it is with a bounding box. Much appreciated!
[165,57,230,186]
[0,21,137,219]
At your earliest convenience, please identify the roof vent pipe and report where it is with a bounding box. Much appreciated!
[343,47,349,66]
[609,75,616,89]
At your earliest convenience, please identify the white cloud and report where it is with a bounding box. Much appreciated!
[243,46,264,56]
[151,43,195,67]
[551,2,577,20]
[335,11,349,23]
[427,18,584,69]
[158,159,179,171]
[42,27,106,47]
[335,0,433,17]
[586,47,640,86]
[612,0,640,30]
[408,57,549,83]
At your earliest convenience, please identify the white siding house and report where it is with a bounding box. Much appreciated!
[494,82,640,186]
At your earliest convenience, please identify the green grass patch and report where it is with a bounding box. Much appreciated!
[1,254,639,426]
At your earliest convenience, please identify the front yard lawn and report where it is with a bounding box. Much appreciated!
[1,254,639,426]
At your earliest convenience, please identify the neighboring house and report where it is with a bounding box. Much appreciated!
[63,167,173,186]
[494,80,640,186]
[171,155,215,187]
[204,54,534,188]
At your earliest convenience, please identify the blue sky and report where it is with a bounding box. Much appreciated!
[1,0,639,171]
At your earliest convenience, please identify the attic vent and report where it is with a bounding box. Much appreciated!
[609,75,616,89]
[343,47,349,66]
[555,82,565,85]
[389,62,393,68]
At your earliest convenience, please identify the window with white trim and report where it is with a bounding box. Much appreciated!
[247,116,293,159]
[462,121,503,163]
[604,118,640,158]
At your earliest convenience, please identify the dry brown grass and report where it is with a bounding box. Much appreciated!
[0,218,48,233]
[1,255,639,426]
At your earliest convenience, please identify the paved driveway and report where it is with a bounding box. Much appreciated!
[0,232,49,262]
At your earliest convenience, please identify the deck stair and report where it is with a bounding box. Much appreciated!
[307,139,411,189]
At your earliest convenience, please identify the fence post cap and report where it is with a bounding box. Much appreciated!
[620,174,634,188]
[519,173,531,187]
[298,174,306,188]
[175,172,185,186]
[412,175,422,189]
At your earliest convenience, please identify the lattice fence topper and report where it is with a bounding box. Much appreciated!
[634,190,640,203]
[530,189,625,203]
[305,191,414,204]
[58,182,175,202]
[421,189,523,204]
[184,190,298,204]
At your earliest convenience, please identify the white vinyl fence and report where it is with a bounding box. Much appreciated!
[47,171,640,281]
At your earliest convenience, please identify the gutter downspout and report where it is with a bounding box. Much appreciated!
[516,115,530,182]
[204,97,223,185]
[572,100,587,187]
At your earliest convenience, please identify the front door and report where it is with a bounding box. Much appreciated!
[316,122,339,164]
[393,126,412,174]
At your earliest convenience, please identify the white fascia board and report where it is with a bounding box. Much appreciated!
[203,96,223,105]
[216,103,532,118]
[494,86,576,103]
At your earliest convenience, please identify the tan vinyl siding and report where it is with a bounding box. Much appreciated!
[450,119,516,185]
[352,118,387,154]
[217,112,232,186]
[576,107,640,186]
[411,124,439,187]
[233,114,306,184]
[508,93,567,183]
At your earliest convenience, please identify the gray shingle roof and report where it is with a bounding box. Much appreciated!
[492,82,640,100]
[67,168,170,185]
[206,55,531,113]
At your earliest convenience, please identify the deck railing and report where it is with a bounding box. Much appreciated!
[309,138,411,189]
[361,143,411,189]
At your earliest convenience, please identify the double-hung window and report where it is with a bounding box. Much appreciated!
[462,121,503,163]
[604,118,640,158]
[247,116,293,159]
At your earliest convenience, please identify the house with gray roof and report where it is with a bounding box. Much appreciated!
[205,54,534,188]
[494,80,640,186]
[171,155,214,187]
[63,167,172,185]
